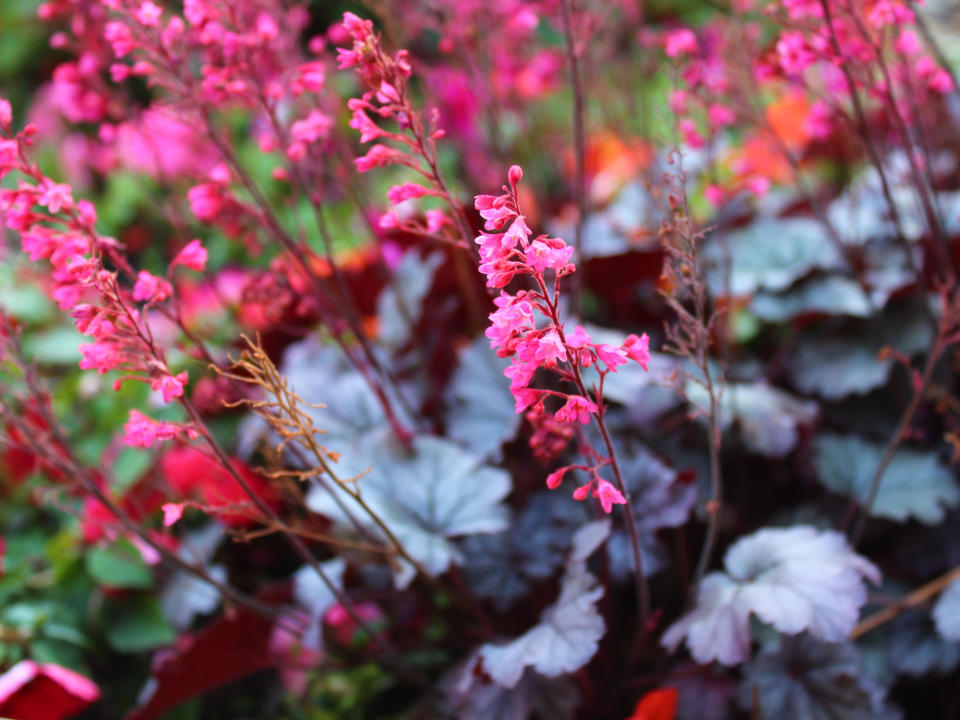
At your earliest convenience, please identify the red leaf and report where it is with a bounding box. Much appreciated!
[626,687,678,720]
[124,595,285,720]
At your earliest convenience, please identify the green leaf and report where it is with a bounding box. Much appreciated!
[103,593,176,653]
[22,326,84,365]
[814,434,959,524]
[86,539,154,589]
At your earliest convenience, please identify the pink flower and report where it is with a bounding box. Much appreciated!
[354,144,399,172]
[668,89,688,114]
[566,325,591,348]
[0,98,11,129]
[622,333,650,369]
[152,371,188,403]
[425,209,447,233]
[133,270,172,303]
[38,180,73,214]
[525,238,574,273]
[293,62,325,94]
[290,110,332,146]
[187,183,224,221]
[534,330,566,367]
[79,342,123,374]
[504,357,537,392]
[387,182,429,205]
[776,31,815,76]
[555,395,598,424]
[596,343,628,370]
[594,479,627,514]
[514,388,541,414]
[349,107,384,143]
[172,239,207,272]
[546,465,572,490]
[707,104,736,129]
[895,29,921,56]
[161,502,185,527]
[679,118,704,149]
[136,1,163,26]
[123,410,184,447]
[104,21,135,57]
[665,29,697,57]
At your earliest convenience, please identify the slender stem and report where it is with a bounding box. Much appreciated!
[538,277,651,630]
[179,396,405,664]
[851,562,960,639]
[690,359,724,594]
[849,323,946,544]
[560,0,588,319]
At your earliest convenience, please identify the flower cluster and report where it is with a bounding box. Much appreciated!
[337,12,456,239]
[0,105,202,447]
[476,165,650,512]
[661,0,953,207]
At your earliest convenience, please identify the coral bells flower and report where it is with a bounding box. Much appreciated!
[151,371,188,403]
[665,29,698,58]
[555,395,598,424]
[572,477,627,514]
[622,333,651,369]
[595,479,627,514]
[171,239,207,272]
[123,410,193,448]
[133,270,172,303]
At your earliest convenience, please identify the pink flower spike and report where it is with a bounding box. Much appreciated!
[161,502,185,527]
[594,479,627,514]
[172,239,208,272]
[622,333,650,370]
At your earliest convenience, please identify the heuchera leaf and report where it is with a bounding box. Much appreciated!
[788,301,931,400]
[449,666,581,720]
[814,434,959,524]
[376,250,443,350]
[604,443,696,579]
[661,526,880,665]
[477,521,609,688]
[704,217,842,296]
[933,578,960,641]
[684,381,818,458]
[461,491,587,610]
[870,610,960,678]
[750,275,872,321]
[306,435,511,587]
[160,525,227,631]
[445,336,521,461]
[737,635,900,720]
